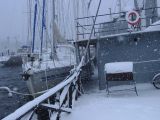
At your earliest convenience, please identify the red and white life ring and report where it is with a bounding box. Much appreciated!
[126,10,141,25]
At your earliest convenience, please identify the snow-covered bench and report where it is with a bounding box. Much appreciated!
[104,62,138,96]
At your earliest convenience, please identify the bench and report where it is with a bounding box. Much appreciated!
[105,62,138,96]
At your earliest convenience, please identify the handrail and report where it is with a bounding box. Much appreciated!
[3,60,83,120]
[76,15,159,28]
[76,7,160,20]
[77,23,160,36]
[76,7,160,39]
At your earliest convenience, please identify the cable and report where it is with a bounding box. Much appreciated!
[0,86,48,96]
[83,0,102,59]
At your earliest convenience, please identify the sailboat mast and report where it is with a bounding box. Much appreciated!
[40,0,46,54]
[32,0,38,53]
[51,0,57,60]
[27,0,32,48]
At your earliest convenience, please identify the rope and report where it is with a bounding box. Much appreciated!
[0,86,48,96]
[82,0,102,60]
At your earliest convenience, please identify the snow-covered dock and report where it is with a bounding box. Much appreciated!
[61,83,160,120]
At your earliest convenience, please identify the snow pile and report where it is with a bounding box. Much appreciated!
[144,20,160,32]
[61,84,160,120]
[104,62,133,74]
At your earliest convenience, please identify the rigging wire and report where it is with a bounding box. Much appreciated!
[81,0,102,63]
[88,0,93,9]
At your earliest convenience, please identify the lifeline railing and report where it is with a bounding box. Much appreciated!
[75,7,160,40]
[2,60,84,120]
[2,0,102,119]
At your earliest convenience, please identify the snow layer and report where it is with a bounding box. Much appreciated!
[61,84,160,120]
[23,45,76,72]
[0,56,10,62]
[105,62,133,73]
[144,20,160,32]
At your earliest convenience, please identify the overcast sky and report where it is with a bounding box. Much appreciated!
[0,0,121,51]
[0,0,27,42]
[0,0,114,38]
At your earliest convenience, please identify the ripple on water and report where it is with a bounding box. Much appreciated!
[0,66,29,119]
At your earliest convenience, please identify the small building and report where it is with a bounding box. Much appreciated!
[75,5,160,90]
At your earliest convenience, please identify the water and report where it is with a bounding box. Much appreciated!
[0,65,28,119]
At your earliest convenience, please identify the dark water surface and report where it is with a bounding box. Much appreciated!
[0,66,28,119]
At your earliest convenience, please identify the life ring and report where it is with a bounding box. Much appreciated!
[126,10,141,25]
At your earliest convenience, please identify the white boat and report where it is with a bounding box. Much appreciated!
[21,0,76,98]
[22,45,76,98]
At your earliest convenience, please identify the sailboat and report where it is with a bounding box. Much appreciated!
[22,0,76,98]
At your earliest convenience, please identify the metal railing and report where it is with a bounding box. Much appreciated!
[2,61,84,120]
[76,7,160,40]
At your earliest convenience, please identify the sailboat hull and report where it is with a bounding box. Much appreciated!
[26,65,73,98]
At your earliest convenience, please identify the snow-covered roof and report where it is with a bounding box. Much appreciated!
[144,20,160,32]
[105,62,133,74]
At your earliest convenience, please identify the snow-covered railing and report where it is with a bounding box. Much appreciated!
[3,0,102,118]
[2,60,84,120]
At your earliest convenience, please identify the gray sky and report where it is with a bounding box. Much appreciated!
[0,0,115,51]
[0,0,27,41]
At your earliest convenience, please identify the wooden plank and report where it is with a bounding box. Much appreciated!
[59,84,70,106]
[72,88,77,106]
[41,104,71,113]
[106,72,133,81]
[20,110,35,120]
